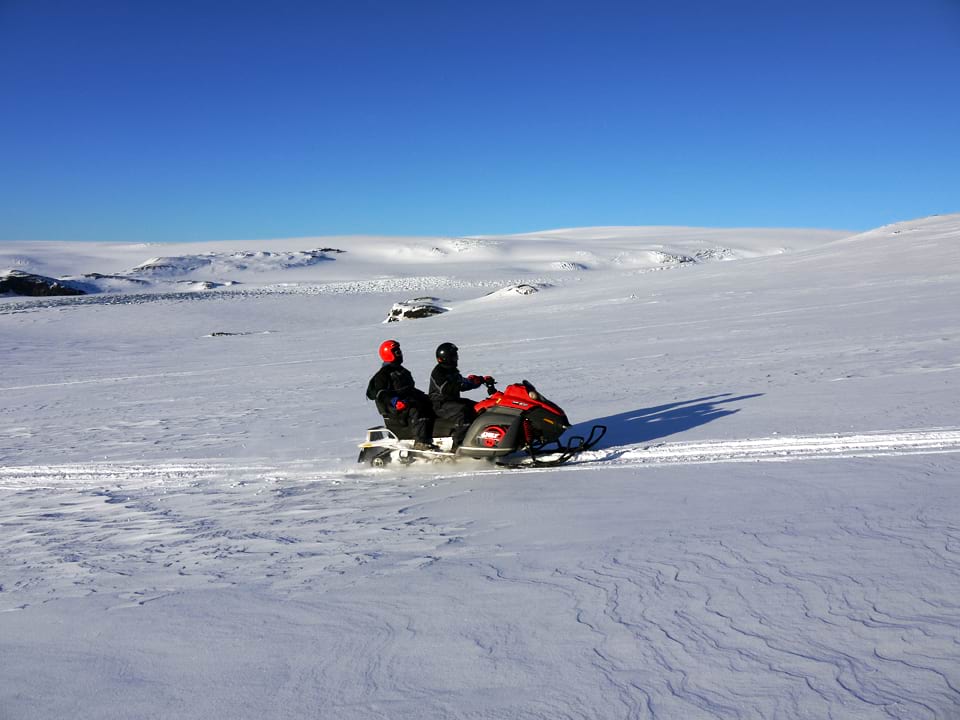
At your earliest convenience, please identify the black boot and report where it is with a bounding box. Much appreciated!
[451,425,468,451]
[413,416,436,451]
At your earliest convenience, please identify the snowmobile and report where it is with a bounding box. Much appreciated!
[357,379,606,468]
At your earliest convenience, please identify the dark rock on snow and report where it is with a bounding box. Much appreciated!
[83,273,150,285]
[385,298,447,323]
[0,270,87,296]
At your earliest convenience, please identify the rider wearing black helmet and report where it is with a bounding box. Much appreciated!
[429,342,494,449]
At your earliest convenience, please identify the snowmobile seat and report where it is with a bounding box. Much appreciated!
[382,415,459,441]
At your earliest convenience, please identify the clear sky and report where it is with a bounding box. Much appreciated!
[1,0,959,242]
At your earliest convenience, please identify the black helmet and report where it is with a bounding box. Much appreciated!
[436,342,459,365]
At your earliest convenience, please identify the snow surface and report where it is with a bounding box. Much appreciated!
[2,216,959,719]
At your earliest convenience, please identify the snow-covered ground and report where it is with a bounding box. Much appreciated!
[2,216,959,719]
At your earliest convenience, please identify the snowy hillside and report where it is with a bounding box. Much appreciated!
[2,215,959,719]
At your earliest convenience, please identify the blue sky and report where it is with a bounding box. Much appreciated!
[1,0,958,242]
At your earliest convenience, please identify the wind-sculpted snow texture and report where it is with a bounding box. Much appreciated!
[2,216,960,718]
[2,453,959,719]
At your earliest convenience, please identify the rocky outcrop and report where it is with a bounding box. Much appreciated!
[485,283,542,297]
[384,297,447,323]
[130,248,346,277]
[83,273,149,285]
[0,270,87,296]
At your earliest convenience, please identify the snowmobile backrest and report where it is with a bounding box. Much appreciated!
[373,389,391,416]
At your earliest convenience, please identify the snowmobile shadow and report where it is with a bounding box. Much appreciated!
[574,393,764,447]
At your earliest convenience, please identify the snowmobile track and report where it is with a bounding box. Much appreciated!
[436,427,960,478]
[554,427,960,470]
[3,429,959,488]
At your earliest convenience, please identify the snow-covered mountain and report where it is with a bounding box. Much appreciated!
[0,225,845,295]
[2,215,959,719]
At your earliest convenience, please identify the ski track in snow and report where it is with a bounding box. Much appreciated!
[4,429,960,491]
[587,427,960,467]
[427,428,960,477]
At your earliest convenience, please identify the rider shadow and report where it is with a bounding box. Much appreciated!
[573,393,764,447]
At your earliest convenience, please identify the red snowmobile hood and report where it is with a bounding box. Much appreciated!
[474,382,567,418]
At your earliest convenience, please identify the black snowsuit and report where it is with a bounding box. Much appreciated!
[429,362,482,447]
[366,362,435,444]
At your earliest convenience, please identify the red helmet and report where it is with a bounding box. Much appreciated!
[379,339,402,363]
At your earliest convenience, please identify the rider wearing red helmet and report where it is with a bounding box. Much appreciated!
[366,340,437,450]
